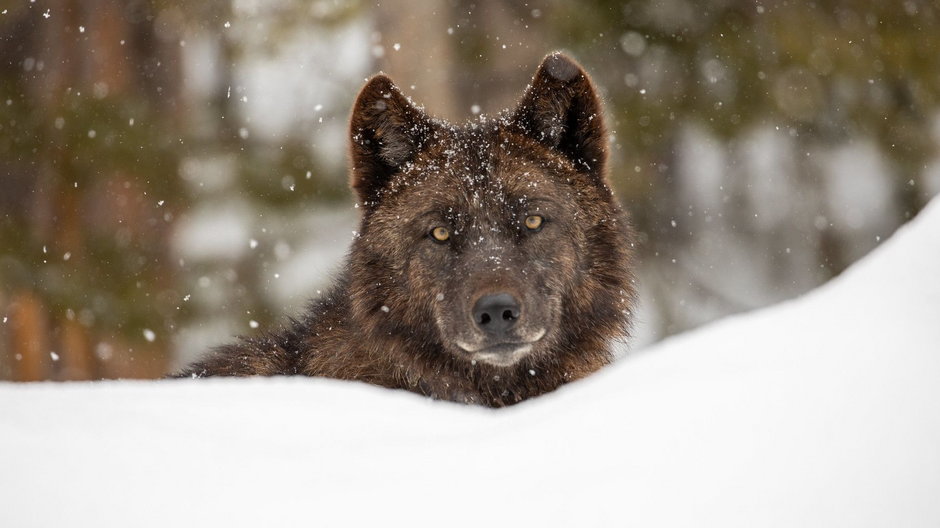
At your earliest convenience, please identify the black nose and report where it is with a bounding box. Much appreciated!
[473,293,521,336]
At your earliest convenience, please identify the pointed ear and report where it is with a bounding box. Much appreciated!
[349,74,433,206]
[510,52,608,178]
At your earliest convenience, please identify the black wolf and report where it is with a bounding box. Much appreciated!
[175,52,636,407]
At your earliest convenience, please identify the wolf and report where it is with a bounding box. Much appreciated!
[174,52,636,407]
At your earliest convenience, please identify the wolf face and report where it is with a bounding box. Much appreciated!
[346,53,633,370]
[175,53,635,406]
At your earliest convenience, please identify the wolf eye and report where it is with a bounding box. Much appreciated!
[430,226,450,242]
[524,215,544,231]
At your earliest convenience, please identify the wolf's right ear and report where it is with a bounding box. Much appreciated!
[349,74,432,207]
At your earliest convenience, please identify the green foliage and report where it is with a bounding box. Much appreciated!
[0,44,186,360]
[550,0,940,200]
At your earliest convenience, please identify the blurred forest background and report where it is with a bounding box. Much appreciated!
[2,0,939,381]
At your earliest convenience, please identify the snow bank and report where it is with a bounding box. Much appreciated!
[3,199,939,527]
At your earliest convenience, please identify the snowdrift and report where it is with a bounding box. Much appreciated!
[2,198,939,527]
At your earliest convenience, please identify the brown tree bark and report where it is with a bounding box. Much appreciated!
[9,293,49,382]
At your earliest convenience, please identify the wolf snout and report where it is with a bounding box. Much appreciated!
[472,292,521,337]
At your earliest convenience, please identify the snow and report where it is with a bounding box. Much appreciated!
[2,198,940,527]
[171,200,253,261]
[237,17,371,148]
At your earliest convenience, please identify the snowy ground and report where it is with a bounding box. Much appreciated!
[2,198,939,527]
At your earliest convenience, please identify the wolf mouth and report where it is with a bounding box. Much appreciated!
[458,336,544,367]
[469,344,534,367]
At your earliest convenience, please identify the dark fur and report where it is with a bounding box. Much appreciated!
[173,53,636,407]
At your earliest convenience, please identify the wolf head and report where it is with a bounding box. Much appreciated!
[345,52,634,375]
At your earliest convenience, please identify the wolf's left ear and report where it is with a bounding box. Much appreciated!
[510,53,608,181]
[349,74,433,206]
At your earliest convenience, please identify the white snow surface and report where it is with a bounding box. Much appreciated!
[3,199,940,527]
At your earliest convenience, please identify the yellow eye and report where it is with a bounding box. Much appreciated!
[431,226,450,242]
[524,215,544,231]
